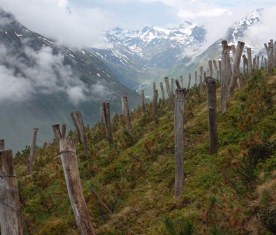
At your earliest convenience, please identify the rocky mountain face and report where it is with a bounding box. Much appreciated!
[92,9,263,93]
[91,22,206,91]
[0,9,140,151]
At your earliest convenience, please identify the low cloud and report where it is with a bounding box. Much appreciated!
[0,43,99,105]
[0,0,112,48]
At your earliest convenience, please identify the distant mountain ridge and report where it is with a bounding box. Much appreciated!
[0,8,140,151]
[91,9,263,93]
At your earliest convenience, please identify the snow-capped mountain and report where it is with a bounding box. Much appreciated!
[0,8,140,151]
[91,9,263,93]
[91,23,206,90]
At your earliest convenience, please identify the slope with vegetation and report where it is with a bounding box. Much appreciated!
[14,70,276,234]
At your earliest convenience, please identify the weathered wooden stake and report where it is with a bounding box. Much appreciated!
[264,40,274,74]
[153,82,156,91]
[71,111,88,152]
[27,128,38,175]
[160,82,165,100]
[229,41,245,96]
[175,79,181,89]
[170,78,174,95]
[247,48,252,78]
[174,89,185,198]
[205,77,218,154]
[188,73,191,89]
[153,90,159,124]
[0,150,23,235]
[59,138,95,235]
[122,96,132,133]
[242,54,248,75]
[164,76,170,98]
[200,66,204,95]
[195,71,198,85]
[141,90,146,113]
[102,102,113,145]
[208,60,213,77]
[220,40,232,113]
[180,76,184,88]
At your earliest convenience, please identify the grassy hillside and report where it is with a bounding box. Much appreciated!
[14,70,276,234]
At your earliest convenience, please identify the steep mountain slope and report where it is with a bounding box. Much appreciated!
[14,70,276,234]
[0,8,140,151]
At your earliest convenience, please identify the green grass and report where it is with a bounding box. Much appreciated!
[14,71,276,234]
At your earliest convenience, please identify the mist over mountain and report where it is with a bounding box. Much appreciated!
[0,8,140,151]
[91,9,264,95]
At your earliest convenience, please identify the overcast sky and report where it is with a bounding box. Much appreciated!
[0,0,276,48]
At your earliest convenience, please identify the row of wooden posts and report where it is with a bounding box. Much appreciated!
[0,39,274,234]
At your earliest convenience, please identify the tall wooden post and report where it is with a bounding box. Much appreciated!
[153,90,159,124]
[188,73,191,89]
[242,54,248,75]
[229,41,245,96]
[208,60,213,77]
[141,90,146,113]
[175,79,181,89]
[264,40,274,75]
[59,138,95,235]
[221,40,232,113]
[27,128,39,175]
[170,78,174,95]
[195,71,198,85]
[122,96,132,133]
[180,76,184,88]
[0,150,23,235]
[247,48,252,78]
[160,82,165,100]
[174,89,185,198]
[205,77,218,154]
[102,102,113,145]
[218,60,222,81]
[200,66,204,95]
[153,82,156,91]
[253,57,256,71]
[164,77,170,98]
[256,56,260,70]
[71,111,88,153]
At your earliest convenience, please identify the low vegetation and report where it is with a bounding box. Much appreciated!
[14,70,276,234]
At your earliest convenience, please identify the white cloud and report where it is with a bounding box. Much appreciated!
[0,0,112,48]
[177,8,232,19]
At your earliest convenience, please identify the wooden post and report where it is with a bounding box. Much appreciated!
[153,90,159,124]
[247,48,252,78]
[59,138,95,235]
[0,150,23,235]
[102,102,113,145]
[153,82,156,91]
[200,66,204,95]
[141,90,146,113]
[27,128,38,175]
[253,57,256,71]
[71,111,88,152]
[160,82,165,100]
[256,56,260,70]
[188,73,191,89]
[0,139,4,150]
[164,77,170,98]
[170,78,174,95]
[242,54,248,75]
[62,123,66,138]
[221,40,232,113]
[175,79,181,89]
[273,41,276,69]
[52,124,63,142]
[180,76,184,88]
[218,60,222,81]
[229,41,245,96]
[205,77,218,154]
[264,40,274,75]
[174,89,185,198]
[194,71,198,85]
[208,60,213,77]
[122,96,132,133]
